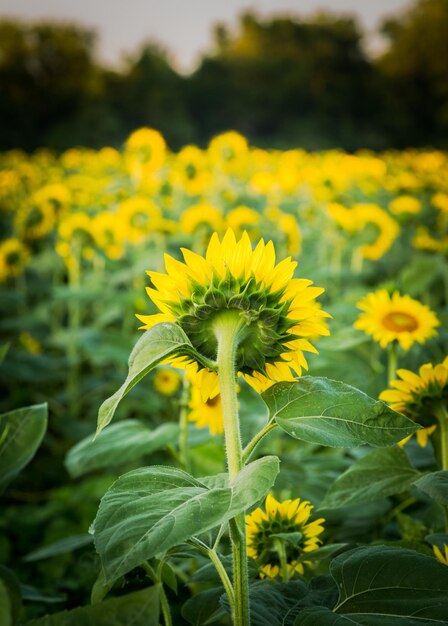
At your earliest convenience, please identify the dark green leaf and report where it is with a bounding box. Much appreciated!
[182,587,227,625]
[0,566,21,626]
[65,421,179,478]
[93,466,232,582]
[23,534,93,562]
[414,471,448,505]
[321,447,420,509]
[0,580,11,626]
[0,403,47,488]
[26,586,160,626]
[329,546,448,623]
[263,377,417,448]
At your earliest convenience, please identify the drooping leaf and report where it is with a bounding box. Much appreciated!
[65,421,179,478]
[321,447,420,509]
[23,534,93,562]
[26,586,160,626]
[0,403,47,488]
[93,466,232,582]
[262,377,417,448]
[96,323,210,434]
[0,566,21,626]
[414,470,448,506]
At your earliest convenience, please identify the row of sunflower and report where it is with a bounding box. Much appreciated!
[1,129,448,625]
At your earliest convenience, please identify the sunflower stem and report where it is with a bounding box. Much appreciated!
[387,342,398,384]
[142,562,172,626]
[179,377,191,473]
[275,539,289,582]
[214,312,250,626]
[242,419,278,463]
[435,404,448,532]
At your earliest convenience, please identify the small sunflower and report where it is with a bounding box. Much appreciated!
[137,229,330,396]
[389,195,422,215]
[246,494,325,579]
[379,356,448,446]
[354,289,439,351]
[0,238,30,282]
[434,544,448,566]
[153,368,182,396]
[187,373,224,435]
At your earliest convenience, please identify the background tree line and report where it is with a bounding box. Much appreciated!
[1,0,447,152]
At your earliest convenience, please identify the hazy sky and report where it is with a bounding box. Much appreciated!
[0,0,412,70]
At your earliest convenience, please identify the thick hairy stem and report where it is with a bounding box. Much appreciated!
[214,312,250,626]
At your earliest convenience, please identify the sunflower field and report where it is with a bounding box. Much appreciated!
[1,128,448,626]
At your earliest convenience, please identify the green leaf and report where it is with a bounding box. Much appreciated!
[93,466,232,582]
[65,421,179,478]
[182,587,226,625]
[0,567,21,626]
[227,456,280,517]
[270,532,303,547]
[26,586,160,626]
[320,546,448,624]
[321,447,420,509]
[0,403,47,488]
[0,343,9,365]
[96,323,209,435]
[23,534,93,562]
[94,457,279,583]
[414,470,448,505]
[263,377,417,448]
[0,580,11,626]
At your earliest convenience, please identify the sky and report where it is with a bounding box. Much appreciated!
[0,0,413,70]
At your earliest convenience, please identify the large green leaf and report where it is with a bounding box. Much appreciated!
[0,403,47,488]
[298,546,448,624]
[96,323,210,434]
[94,458,279,583]
[65,420,179,478]
[321,447,420,509]
[26,586,160,626]
[262,377,417,448]
[414,470,448,506]
[93,466,232,582]
[295,606,434,625]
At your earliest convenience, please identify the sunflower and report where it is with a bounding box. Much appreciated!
[379,356,448,446]
[226,205,261,238]
[137,229,330,396]
[434,544,448,566]
[0,238,30,282]
[174,145,211,196]
[246,494,325,579]
[208,131,249,173]
[186,372,224,435]
[354,290,439,351]
[180,203,225,237]
[153,368,182,396]
[124,127,166,173]
[389,195,422,215]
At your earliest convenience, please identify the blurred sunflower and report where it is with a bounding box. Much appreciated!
[124,127,166,177]
[389,195,421,215]
[208,131,248,173]
[226,205,261,238]
[434,544,448,566]
[380,356,448,447]
[180,203,225,239]
[354,290,439,350]
[137,229,330,396]
[0,238,30,282]
[246,494,325,579]
[174,145,211,196]
[153,368,182,396]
